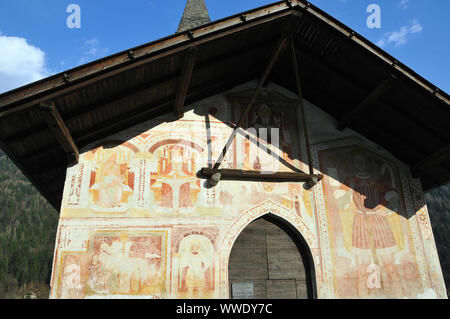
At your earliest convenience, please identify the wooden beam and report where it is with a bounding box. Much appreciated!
[1,0,448,120]
[0,7,294,118]
[5,40,269,144]
[412,144,450,175]
[212,36,288,169]
[174,47,198,119]
[19,66,260,163]
[293,47,450,179]
[200,167,323,183]
[212,11,302,170]
[294,47,449,146]
[337,75,396,131]
[39,101,79,165]
[305,83,445,187]
[75,64,260,148]
[290,37,314,175]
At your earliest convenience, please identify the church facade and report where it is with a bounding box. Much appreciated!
[49,80,447,299]
[0,0,447,300]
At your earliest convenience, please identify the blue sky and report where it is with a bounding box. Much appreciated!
[0,0,448,94]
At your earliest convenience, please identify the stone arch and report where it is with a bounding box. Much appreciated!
[219,200,317,299]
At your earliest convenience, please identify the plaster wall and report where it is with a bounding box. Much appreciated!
[49,81,447,299]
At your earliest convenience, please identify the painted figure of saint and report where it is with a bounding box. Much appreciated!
[61,262,83,299]
[178,235,214,298]
[98,154,126,208]
[333,151,405,298]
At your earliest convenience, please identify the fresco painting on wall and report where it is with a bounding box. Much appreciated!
[88,145,136,213]
[52,87,321,298]
[176,235,217,299]
[227,89,303,174]
[56,230,168,299]
[61,88,312,220]
[149,140,202,214]
[319,146,424,298]
[51,84,446,299]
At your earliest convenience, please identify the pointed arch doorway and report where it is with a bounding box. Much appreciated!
[228,214,316,299]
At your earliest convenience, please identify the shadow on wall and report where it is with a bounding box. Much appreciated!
[77,84,444,299]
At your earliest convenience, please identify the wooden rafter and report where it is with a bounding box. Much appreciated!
[199,12,323,188]
[291,46,448,147]
[39,101,79,165]
[337,75,396,131]
[412,144,450,175]
[305,82,445,186]
[1,0,448,119]
[174,47,198,118]
[212,11,302,170]
[290,37,314,175]
[5,42,267,144]
[294,46,450,149]
[19,68,260,163]
[0,6,295,119]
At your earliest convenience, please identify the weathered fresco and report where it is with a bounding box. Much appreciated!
[54,228,168,299]
[50,82,447,299]
[318,145,425,298]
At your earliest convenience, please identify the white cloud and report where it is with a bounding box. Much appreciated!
[410,21,423,33]
[0,32,50,93]
[399,0,409,10]
[79,37,109,65]
[376,19,423,48]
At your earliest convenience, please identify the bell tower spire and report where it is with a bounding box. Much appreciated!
[177,0,211,33]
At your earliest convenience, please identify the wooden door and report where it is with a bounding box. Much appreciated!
[228,217,310,299]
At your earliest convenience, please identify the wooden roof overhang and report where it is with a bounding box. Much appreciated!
[0,0,449,210]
